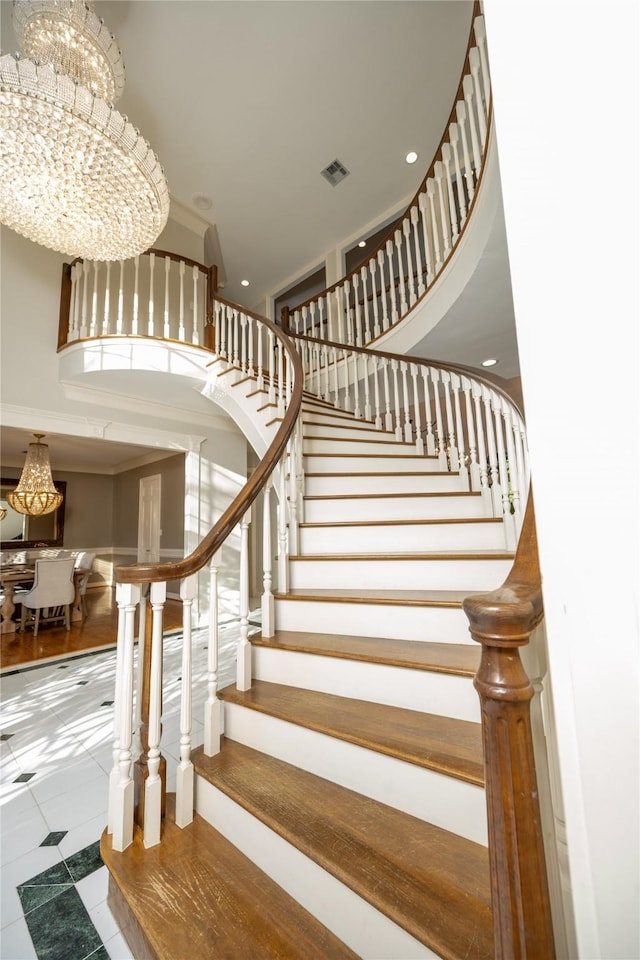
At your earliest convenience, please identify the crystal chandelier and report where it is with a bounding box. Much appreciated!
[7,434,64,517]
[0,0,169,261]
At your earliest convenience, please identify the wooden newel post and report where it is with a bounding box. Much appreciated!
[463,495,556,959]
[204,263,217,351]
[281,305,290,334]
[58,262,72,349]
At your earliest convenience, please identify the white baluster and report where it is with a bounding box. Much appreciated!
[240,312,248,374]
[377,249,389,331]
[448,123,467,221]
[178,261,186,342]
[102,261,111,335]
[391,359,402,440]
[474,16,491,116]
[204,554,222,756]
[463,75,482,177]
[116,260,124,335]
[402,218,417,306]
[344,280,356,347]
[431,369,447,469]
[483,386,501,517]
[394,229,408,315]
[473,382,492,515]
[502,400,522,529]
[191,265,199,345]
[325,293,334,342]
[373,356,382,429]
[410,365,424,455]
[301,305,308,337]
[147,252,155,337]
[108,584,126,835]
[278,465,288,593]
[256,319,264,390]
[362,353,372,421]
[143,580,165,849]
[332,346,340,408]
[469,48,487,146]
[418,191,434,285]
[175,575,196,828]
[110,582,140,852]
[319,298,327,341]
[163,256,171,338]
[69,262,81,340]
[268,330,276,404]
[89,261,99,337]
[369,260,381,338]
[456,101,475,204]
[410,206,425,297]
[292,309,301,336]
[463,377,481,490]
[131,256,140,335]
[261,480,275,638]
[335,286,344,344]
[277,340,285,417]
[360,266,371,342]
[352,352,361,419]
[452,374,468,489]
[493,399,516,549]
[236,508,252,691]
[288,441,299,554]
[383,357,393,431]
[400,361,412,442]
[321,344,330,400]
[440,371,459,471]
[441,145,459,242]
[420,366,436,456]
[434,162,451,259]
[214,300,222,359]
[351,275,362,346]
[515,415,529,510]
[386,239,398,323]
[426,180,442,273]
[342,348,352,413]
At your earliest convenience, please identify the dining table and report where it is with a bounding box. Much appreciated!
[0,564,88,634]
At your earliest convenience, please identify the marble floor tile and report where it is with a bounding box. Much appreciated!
[102,930,134,960]
[0,915,37,960]
[1,803,51,867]
[76,865,109,914]
[23,883,103,960]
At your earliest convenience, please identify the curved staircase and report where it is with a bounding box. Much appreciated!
[104,391,515,959]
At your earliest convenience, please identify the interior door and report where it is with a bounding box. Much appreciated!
[137,474,161,564]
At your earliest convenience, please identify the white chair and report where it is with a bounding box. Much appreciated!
[20,558,76,637]
[74,551,96,618]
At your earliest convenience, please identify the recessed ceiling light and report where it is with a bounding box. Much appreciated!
[358,240,366,248]
[405,151,418,164]
[240,279,250,287]
[482,358,497,367]
[192,192,212,211]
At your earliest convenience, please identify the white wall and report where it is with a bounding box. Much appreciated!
[484,3,639,957]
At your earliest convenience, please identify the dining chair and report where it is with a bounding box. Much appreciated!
[20,558,76,637]
[74,551,96,618]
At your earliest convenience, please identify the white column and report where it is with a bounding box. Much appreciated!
[204,555,222,757]
[175,575,196,829]
[110,582,140,853]
[236,508,252,691]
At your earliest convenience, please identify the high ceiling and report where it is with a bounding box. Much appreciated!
[0,1,519,471]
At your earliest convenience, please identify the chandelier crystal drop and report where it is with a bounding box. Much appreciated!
[7,434,64,518]
[0,0,169,262]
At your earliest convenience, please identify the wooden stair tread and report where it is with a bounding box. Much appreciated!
[218,680,484,785]
[275,587,472,606]
[102,797,358,960]
[251,630,481,676]
[194,740,493,960]
[304,490,481,500]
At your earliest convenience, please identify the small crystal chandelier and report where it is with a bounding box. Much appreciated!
[0,0,169,261]
[7,434,64,517]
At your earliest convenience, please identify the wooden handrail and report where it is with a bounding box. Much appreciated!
[290,0,484,318]
[463,492,555,958]
[114,303,304,585]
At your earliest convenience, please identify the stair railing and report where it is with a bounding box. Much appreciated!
[292,331,555,956]
[291,333,528,549]
[282,6,491,349]
[57,249,217,351]
[103,297,303,853]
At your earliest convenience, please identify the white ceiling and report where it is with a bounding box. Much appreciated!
[0,428,176,474]
[0,1,519,470]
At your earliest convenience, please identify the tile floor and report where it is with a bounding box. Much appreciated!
[1,615,251,960]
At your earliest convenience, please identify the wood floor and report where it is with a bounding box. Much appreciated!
[0,587,184,671]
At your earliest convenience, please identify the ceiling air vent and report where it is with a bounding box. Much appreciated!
[321,159,350,187]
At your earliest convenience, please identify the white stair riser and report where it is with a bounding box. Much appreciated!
[304,472,461,495]
[299,521,505,554]
[303,494,485,523]
[274,596,474,644]
[195,778,438,960]
[252,646,481,722]
[221,704,488,845]
[289,557,513,591]
[303,422,398,442]
[304,454,446,475]
[304,436,419,455]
